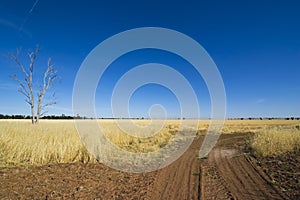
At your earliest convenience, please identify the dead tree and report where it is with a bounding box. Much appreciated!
[10,46,58,124]
[11,47,39,124]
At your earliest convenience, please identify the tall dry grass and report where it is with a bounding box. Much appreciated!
[251,125,300,156]
[1,119,299,166]
[0,119,186,166]
[0,120,94,166]
[99,120,177,153]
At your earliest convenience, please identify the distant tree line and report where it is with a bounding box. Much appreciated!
[1,114,299,120]
[228,117,300,120]
[0,114,145,120]
[0,114,73,120]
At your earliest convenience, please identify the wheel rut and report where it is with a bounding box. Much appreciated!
[148,133,287,200]
[203,147,288,200]
[147,136,203,200]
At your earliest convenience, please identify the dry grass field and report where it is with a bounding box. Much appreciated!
[0,120,93,166]
[0,119,187,166]
[0,120,300,166]
[0,119,299,167]
[222,120,300,156]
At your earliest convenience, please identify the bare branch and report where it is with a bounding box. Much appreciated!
[42,101,57,108]
[40,111,48,117]
[10,50,29,78]
[24,98,31,105]
[12,75,30,97]
[38,58,57,97]
[36,57,58,123]
[28,46,39,74]
[18,89,30,100]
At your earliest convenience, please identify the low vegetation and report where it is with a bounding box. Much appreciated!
[251,125,300,157]
[0,120,184,166]
[1,119,300,166]
[0,120,94,166]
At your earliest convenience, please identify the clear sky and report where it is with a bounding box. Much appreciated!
[0,0,299,118]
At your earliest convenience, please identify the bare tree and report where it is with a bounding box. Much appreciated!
[10,46,58,124]
[11,47,39,124]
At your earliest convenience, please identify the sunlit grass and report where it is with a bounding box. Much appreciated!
[0,120,94,166]
[0,119,186,166]
[251,126,300,157]
[1,119,299,166]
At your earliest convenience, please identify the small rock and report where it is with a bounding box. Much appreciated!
[76,186,83,192]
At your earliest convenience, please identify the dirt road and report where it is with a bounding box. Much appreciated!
[148,133,287,200]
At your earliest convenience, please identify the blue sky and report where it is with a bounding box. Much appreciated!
[0,0,300,118]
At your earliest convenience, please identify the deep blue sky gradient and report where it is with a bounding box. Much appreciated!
[0,0,300,118]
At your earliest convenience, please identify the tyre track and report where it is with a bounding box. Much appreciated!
[148,133,288,200]
[147,136,203,200]
[208,148,288,200]
[200,162,234,200]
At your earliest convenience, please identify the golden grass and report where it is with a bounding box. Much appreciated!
[98,119,182,153]
[0,119,186,166]
[0,120,94,166]
[220,119,300,156]
[0,119,299,166]
[221,119,300,134]
[251,125,300,156]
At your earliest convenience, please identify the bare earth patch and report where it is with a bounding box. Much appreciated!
[255,150,300,199]
[0,163,156,199]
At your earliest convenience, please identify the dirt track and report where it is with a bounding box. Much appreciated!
[0,133,290,199]
[147,136,202,200]
[148,133,287,200]
[203,148,287,200]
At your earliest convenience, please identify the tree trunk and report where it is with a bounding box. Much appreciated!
[36,97,41,123]
[31,104,35,124]
[36,111,40,123]
[30,75,35,124]
[36,113,39,123]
